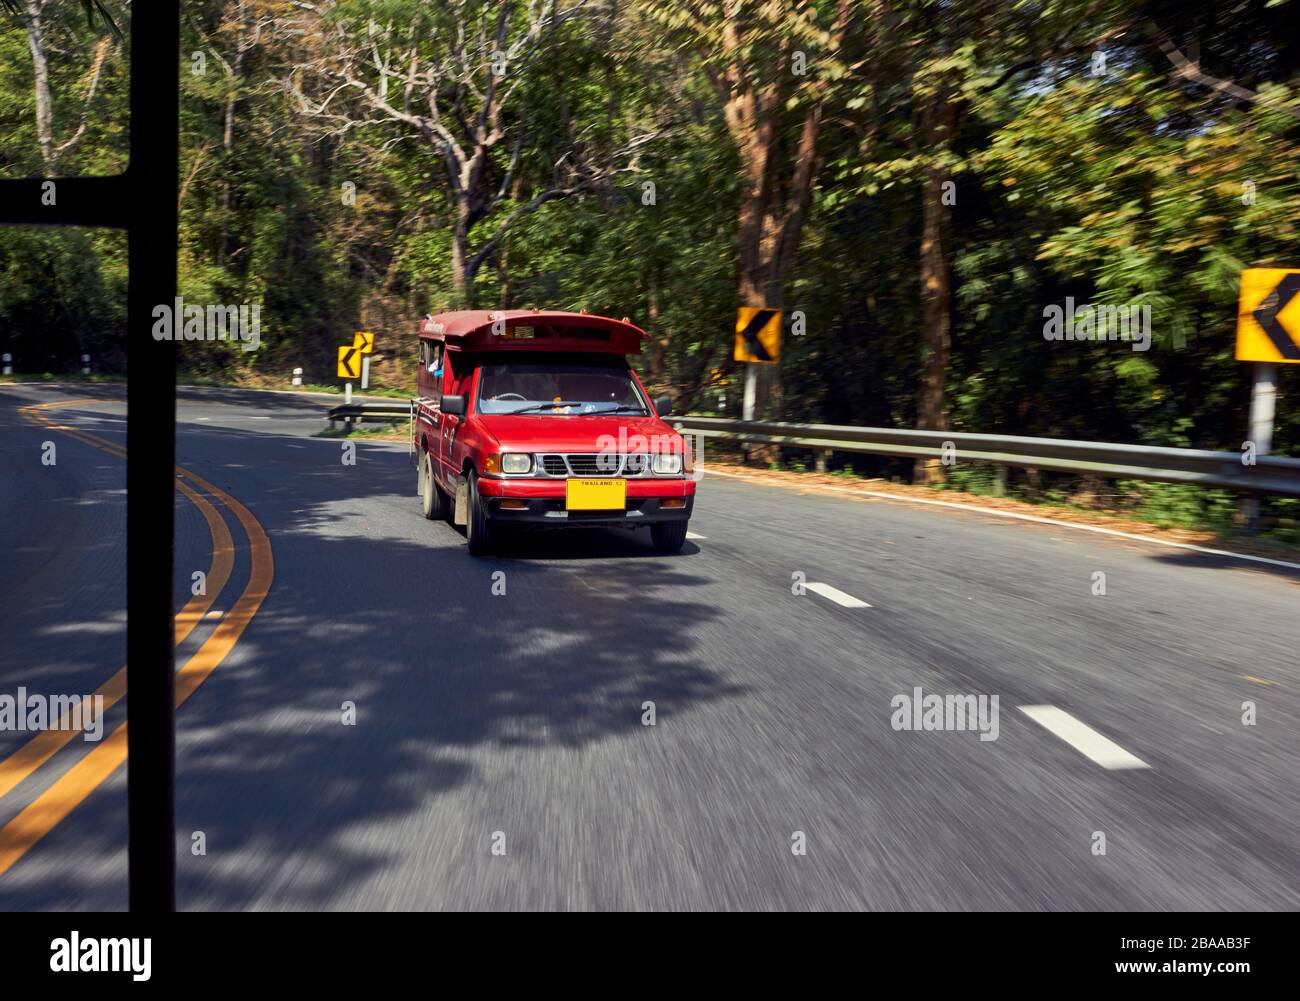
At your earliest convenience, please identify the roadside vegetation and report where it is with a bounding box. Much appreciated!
[2,1,1298,533]
[751,450,1300,550]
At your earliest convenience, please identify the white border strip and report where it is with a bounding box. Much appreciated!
[704,469,1300,572]
[1018,705,1150,770]
[806,582,872,608]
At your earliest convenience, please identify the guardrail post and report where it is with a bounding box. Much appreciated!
[815,448,830,474]
[292,366,303,387]
[2,353,10,375]
[81,353,91,376]
[993,463,1007,497]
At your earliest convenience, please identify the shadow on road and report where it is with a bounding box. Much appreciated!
[2,424,739,910]
[1146,546,1300,583]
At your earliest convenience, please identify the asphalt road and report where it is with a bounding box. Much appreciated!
[1,383,1297,911]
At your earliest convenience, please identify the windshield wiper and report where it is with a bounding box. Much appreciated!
[505,400,585,414]
[503,401,646,415]
[582,404,647,415]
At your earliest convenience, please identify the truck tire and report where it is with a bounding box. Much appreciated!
[465,469,496,555]
[420,451,447,520]
[651,520,689,554]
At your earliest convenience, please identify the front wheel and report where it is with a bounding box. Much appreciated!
[465,470,496,555]
[650,520,689,554]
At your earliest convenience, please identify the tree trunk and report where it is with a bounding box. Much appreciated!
[734,107,782,464]
[451,205,472,307]
[497,236,510,309]
[218,91,238,266]
[23,0,54,174]
[914,89,954,484]
[736,119,774,309]
[646,272,666,384]
[217,1,251,268]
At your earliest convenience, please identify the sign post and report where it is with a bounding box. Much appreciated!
[1248,363,1278,456]
[1235,268,1300,527]
[742,366,757,421]
[1241,363,1277,528]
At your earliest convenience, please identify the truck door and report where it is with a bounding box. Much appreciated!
[433,347,456,487]
[441,353,478,488]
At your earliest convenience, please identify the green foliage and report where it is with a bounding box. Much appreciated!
[1,0,1298,492]
[1115,480,1238,531]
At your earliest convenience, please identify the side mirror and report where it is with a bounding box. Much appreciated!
[441,394,466,416]
[654,395,673,417]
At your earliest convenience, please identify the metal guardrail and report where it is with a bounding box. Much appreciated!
[327,399,411,425]
[670,417,1300,496]
[324,400,1300,496]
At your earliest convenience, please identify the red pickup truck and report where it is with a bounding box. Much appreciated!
[411,309,696,555]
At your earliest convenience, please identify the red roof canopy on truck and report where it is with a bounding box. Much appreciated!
[418,310,646,355]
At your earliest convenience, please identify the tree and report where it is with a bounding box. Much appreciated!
[838,0,1133,480]
[646,0,853,420]
[286,0,648,306]
[7,0,122,174]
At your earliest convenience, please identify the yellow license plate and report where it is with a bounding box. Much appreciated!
[566,478,627,511]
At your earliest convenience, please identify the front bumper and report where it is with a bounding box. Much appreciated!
[477,477,695,526]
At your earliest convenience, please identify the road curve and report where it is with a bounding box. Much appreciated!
[1,384,1297,911]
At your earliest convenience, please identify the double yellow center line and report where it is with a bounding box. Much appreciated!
[0,399,273,877]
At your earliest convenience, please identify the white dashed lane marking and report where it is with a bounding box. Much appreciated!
[805,582,872,608]
[1018,705,1150,770]
[686,531,706,540]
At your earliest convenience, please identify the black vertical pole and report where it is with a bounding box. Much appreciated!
[0,4,179,910]
[126,2,180,912]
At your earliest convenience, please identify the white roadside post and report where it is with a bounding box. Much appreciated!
[81,353,91,375]
[345,382,353,405]
[292,366,303,387]
[2,353,10,375]
[1242,362,1277,529]
[361,354,371,390]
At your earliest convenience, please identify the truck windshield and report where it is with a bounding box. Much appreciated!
[477,361,649,416]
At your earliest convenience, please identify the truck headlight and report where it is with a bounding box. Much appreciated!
[653,452,682,475]
[501,453,533,474]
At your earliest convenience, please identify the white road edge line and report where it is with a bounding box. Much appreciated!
[703,469,1300,572]
[1018,705,1150,770]
[805,582,872,608]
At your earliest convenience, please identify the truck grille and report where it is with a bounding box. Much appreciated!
[538,453,650,477]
